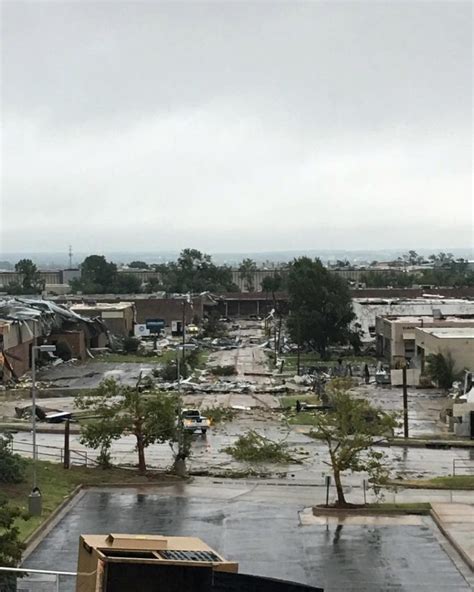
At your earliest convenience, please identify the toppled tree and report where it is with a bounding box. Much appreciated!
[0,496,25,592]
[76,377,178,474]
[426,353,458,391]
[201,407,236,425]
[223,430,296,464]
[308,379,398,506]
[287,257,355,359]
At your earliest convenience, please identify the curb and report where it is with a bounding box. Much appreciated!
[21,476,187,561]
[0,423,81,435]
[22,485,85,561]
[430,507,474,572]
[21,478,188,562]
[295,430,474,449]
[80,477,188,489]
[312,505,431,516]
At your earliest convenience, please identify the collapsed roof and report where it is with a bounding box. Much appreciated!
[0,297,107,338]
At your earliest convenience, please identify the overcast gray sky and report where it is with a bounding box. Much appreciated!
[1,0,472,254]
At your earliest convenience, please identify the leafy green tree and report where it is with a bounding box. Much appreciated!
[0,495,25,592]
[164,249,237,293]
[418,260,474,288]
[426,353,459,391]
[129,261,149,269]
[115,273,142,293]
[7,259,44,294]
[287,257,355,358]
[261,273,284,295]
[403,250,425,265]
[72,255,118,293]
[202,310,227,338]
[309,379,397,506]
[429,252,454,267]
[76,377,178,474]
[335,259,351,268]
[239,258,257,292]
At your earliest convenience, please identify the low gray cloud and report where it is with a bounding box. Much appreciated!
[1,1,472,253]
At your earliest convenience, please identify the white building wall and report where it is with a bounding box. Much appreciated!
[353,299,474,342]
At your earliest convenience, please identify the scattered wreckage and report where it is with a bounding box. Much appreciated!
[15,404,72,423]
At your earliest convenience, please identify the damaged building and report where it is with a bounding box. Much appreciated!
[376,314,474,366]
[353,297,474,342]
[0,298,107,384]
[69,302,135,337]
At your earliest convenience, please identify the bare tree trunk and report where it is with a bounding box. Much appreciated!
[136,435,146,475]
[333,468,346,506]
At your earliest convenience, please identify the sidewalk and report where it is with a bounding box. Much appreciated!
[431,503,474,571]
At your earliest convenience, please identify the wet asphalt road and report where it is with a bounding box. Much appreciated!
[23,488,472,592]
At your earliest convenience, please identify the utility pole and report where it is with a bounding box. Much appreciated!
[29,343,56,516]
[68,245,73,268]
[296,315,301,376]
[402,365,409,438]
[176,352,181,394]
[64,419,70,469]
[31,346,37,491]
[181,299,186,365]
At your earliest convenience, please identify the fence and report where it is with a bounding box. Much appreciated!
[10,441,97,467]
[0,567,77,592]
[452,458,474,476]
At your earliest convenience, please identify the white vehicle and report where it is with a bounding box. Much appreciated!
[181,409,210,435]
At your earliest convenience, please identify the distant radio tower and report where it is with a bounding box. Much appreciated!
[68,245,73,268]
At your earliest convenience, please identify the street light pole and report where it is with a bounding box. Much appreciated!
[29,344,56,516]
[182,300,186,365]
[31,347,37,490]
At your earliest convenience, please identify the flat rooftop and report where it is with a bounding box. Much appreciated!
[381,315,474,323]
[69,302,134,311]
[354,298,474,305]
[417,327,474,339]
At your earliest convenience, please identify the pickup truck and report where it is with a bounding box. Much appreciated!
[181,409,210,435]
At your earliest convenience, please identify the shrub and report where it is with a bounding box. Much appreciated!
[0,438,25,484]
[156,360,189,381]
[426,353,458,390]
[211,364,235,376]
[185,349,200,369]
[123,336,140,353]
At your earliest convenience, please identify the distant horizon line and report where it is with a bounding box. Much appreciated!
[2,246,472,256]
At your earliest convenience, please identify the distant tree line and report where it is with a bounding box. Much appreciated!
[360,251,474,288]
[4,249,473,296]
[69,249,239,295]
